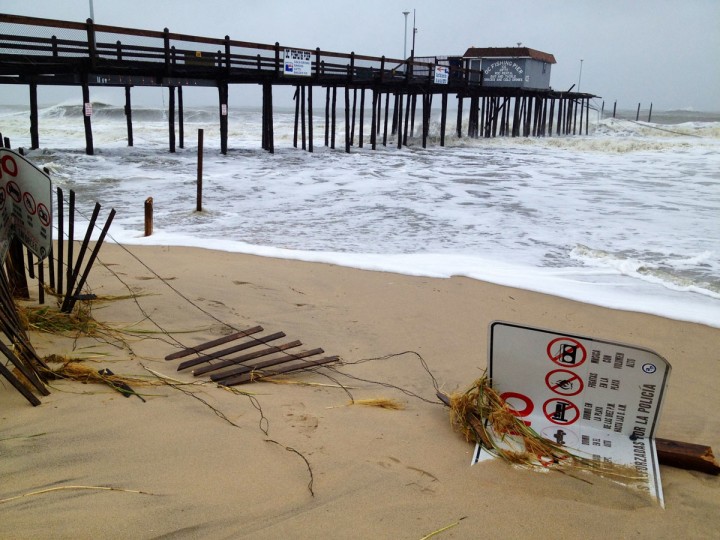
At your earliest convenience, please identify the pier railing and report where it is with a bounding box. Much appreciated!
[0,14,482,88]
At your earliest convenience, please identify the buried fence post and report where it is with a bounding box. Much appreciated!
[144,197,153,236]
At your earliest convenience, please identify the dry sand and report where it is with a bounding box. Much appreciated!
[1,243,719,539]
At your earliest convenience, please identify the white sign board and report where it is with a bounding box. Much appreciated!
[475,321,671,506]
[0,149,53,261]
[434,66,449,85]
[284,49,312,77]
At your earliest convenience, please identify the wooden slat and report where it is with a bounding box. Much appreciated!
[211,348,325,383]
[165,325,263,361]
[177,331,285,371]
[195,340,302,377]
[219,354,339,386]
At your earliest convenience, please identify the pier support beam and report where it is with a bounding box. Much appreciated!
[218,82,228,154]
[29,83,39,149]
[81,82,94,155]
[124,86,134,146]
[396,93,404,149]
[301,85,306,150]
[437,92,448,146]
[370,90,378,150]
[178,86,184,149]
[344,86,351,153]
[261,82,274,153]
[307,86,313,152]
[382,93,389,146]
[331,86,337,149]
[358,88,365,149]
[324,87,330,147]
[168,85,176,153]
[456,95,464,138]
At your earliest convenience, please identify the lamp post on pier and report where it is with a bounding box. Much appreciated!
[411,8,417,58]
[403,11,410,60]
[578,59,584,92]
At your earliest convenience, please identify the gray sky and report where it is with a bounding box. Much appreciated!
[2,0,719,111]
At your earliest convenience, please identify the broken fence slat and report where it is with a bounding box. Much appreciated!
[655,437,720,475]
[176,330,285,371]
[0,339,49,396]
[211,347,325,383]
[165,325,264,361]
[0,360,41,406]
[219,355,340,387]
[196,339,302,377]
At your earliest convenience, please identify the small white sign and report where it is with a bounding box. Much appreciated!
[84,102,93,116]
[476,321,671,506]
[0,149,53,261]
[284,49,312,77]
[434,66,449,85]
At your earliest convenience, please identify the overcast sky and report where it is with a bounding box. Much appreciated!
[2,0,718,111]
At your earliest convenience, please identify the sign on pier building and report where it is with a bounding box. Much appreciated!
[463,47,556,90]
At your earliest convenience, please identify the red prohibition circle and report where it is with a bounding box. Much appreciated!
[6,181,21,203]
[543,398,580,425]
[23,191,37,215]
[0,154,18,177]
[499,391,534,418]
[547,337,587,368]
[37,203,51,227]
[545,369,584,397]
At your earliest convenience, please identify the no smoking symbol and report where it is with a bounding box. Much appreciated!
[547,337,587,367]
[543,398,580,425]
[545,369,584,397]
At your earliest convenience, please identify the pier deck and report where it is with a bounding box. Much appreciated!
[0,14,595,154]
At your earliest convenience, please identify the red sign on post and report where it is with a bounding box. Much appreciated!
[0,149,53,261]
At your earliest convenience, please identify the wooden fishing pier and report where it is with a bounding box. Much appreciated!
[0,13,595,155]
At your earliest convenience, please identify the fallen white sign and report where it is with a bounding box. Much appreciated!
[474,321,671,507]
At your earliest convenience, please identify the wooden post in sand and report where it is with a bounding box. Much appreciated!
[144,197,153,236]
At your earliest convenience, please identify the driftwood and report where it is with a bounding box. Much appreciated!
[655,438,720,475]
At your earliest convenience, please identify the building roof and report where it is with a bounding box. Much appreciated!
[463,47,556,64]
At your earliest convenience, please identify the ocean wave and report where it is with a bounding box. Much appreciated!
[570,244,720,300]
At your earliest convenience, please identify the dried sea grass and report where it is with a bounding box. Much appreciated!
[0,485,154,504]
[351,398,405,410]
[41,356,158,400]
[18,302,100,336]
[448,375,644,483]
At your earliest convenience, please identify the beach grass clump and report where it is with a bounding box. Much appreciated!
[448,375,644,482]
[351,398,405,410]
[18,302,100,336]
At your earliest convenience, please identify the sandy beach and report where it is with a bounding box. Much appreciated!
[1,243,719,539]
